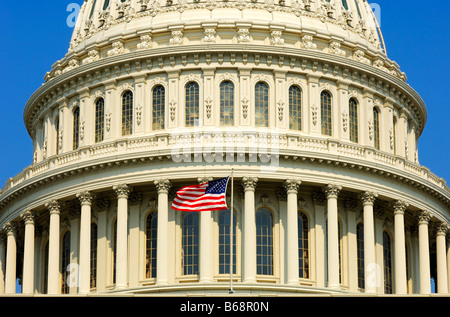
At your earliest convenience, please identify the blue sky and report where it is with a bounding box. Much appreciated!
[0,0,448,188]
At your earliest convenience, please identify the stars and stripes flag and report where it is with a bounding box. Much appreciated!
[171,177,230,212]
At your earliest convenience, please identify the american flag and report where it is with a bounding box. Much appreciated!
[172,177,230,212]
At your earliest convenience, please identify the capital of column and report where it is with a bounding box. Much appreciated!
[242,177,258,191]
[154,179,172,194]
[113,184,131,199]
[435,222,449,237]
[359,191,378,206]
[20,209,36,225]
[417,210,431,225]
[284,179,302,194]
[392,200,409,215]
[76,191,96,206]
[45,199,63,215]
[3,222,17,236]
[323,184,342,199]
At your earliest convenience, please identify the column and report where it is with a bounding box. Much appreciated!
[113,184,131,290]
[21,210,37,295]
[3,222,17,294]
[417,210,431,294]
[323,184,342,290]
[198,177,214,283]
[360,191,378,294]
[129,191,143,288]
[435,222,449,294]
[285,179,302,285]
[154,179,172,285]
[95,198,110,292]
[0,233,5,294]
[392,200,408,294]
[77,191,95,294]
[242,177,258,283]
[46,199,62,295]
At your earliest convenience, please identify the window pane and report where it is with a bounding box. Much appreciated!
[122,91,133,136]
[289,86,302,130]
[146,212,158,278]
[73,108,80,150]
[256,208,273,275]
[220,81,234,126]
[357,223,364,289]
[91,223,98,288]
[185,82,200,127]
[95,98,105,143]
[61,232,71,294]
[152,86,165,131]
[255,82,269,127]
[218,209,237,274]
[321,91,332,136]
[383,231,393,294]
[182,212,199,275]
[349,98,359,143]
[373,108,380,150]
[298,212,309,278]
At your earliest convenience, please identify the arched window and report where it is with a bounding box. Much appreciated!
[383,231,393,294]
[256,208,273,275]
[95,98,105,143]
[182,212,199,275]
[255,82,269,127]
[73,107,80,150]
[342,0,349,10]
[152,85,165,131]
[146,212,158,279]
[89,0,98,19]
[298,211,309,278]
[55,116,60,155]
[220,81,235,126]
[373,108,381,150]
[321,91,332,136]
[43,241,49,294]
[185,82,200,127]
[218,209,237,275]
[122,91,133,136]
[113,219,117,284]
[349,98,359,143]
[102,0,110,10]
[91,223,98,288]
[289,85,302,131]
[357,223,364,289]
[61,231,71,294]
[354,0,362,18]
[393,116,398,154]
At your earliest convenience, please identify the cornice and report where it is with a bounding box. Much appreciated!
[24,44,426,136]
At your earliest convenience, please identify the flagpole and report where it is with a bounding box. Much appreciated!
[229,169,235,295]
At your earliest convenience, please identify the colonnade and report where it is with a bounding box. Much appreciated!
[0,178,448,295]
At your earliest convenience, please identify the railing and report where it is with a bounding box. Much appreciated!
[1,131,448,197]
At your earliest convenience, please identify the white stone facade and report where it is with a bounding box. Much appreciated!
[0,0,448,296]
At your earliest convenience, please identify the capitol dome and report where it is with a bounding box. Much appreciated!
[0,0,448,296]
